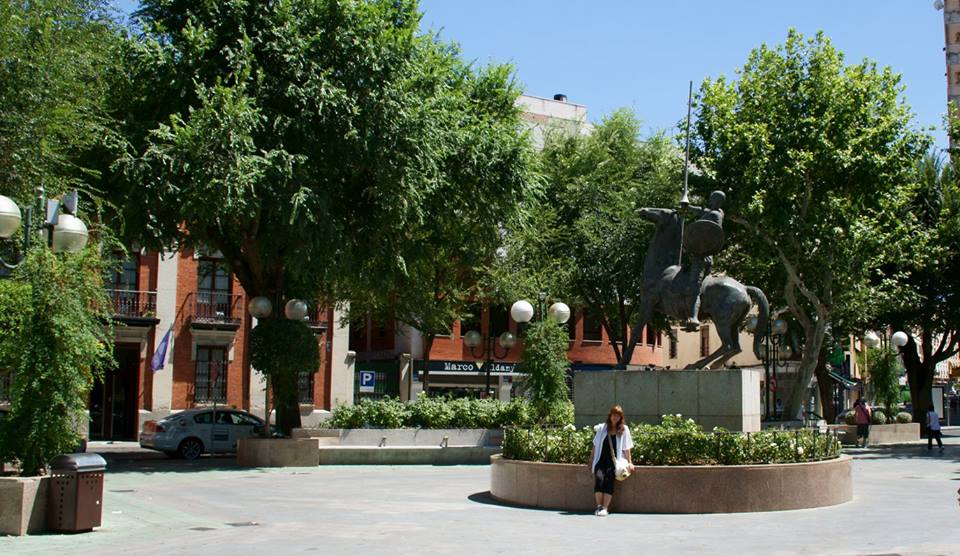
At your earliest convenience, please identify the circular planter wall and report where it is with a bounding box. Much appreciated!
[490,454,852,513]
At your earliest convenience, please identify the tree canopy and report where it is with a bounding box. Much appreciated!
[690,30,929,418]
[490,109,681,364]
[107,0,536,427]
[0,0,121,204]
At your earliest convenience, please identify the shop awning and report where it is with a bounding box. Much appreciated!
[827,370,860,390]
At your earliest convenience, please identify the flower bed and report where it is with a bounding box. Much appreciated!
[503,415,842,466]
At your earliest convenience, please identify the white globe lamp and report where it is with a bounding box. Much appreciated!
[510,300,534,324]
[284,299,308,321]
[51,213,88,253]
[891,331,909,348]
[499,331,516,349]
[463,330,482,348]
[547,302,571,324]
[0,195,22,238]
[247,296,273,319]
[863,331,880,349]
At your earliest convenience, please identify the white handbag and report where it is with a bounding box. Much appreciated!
[607,434,631,481]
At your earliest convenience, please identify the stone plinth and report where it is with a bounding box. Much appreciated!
[574,368,762,432]
[829,423,921,445]
[236,438,320,467]
[490,454,853,513]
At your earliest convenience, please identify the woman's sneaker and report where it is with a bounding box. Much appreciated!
[597,507,609,517]
[593,506,602,516]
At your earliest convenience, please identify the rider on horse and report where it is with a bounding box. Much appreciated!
[681,190,726,332]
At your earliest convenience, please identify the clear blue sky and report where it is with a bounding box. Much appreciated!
[113,0,949,147]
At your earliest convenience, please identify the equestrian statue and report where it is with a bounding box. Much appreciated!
[620,191,769,369]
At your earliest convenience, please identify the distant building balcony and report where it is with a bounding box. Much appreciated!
[106,289,160,326]
[306,305,329,332]
[190,291,243,330]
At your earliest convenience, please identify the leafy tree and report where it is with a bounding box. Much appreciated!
[0,0,121,204]
[108,0,534,431]
[861,347,901,414]
[870,151,960,423]
[249,319,319,434]
[0,249,114,476]
[492,109,680,365]
[518,318,573,424]
[689,30,928,419]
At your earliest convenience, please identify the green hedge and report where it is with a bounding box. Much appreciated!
[503,415,843,466]
[326,396,573,429]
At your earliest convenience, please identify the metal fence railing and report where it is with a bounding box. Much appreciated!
[191,291,243,326]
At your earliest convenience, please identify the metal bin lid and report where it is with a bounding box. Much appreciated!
[49,453,107,472]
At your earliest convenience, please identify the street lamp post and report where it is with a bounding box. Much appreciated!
[462,296,571,400]
[248,295,309,437]
[0,187,89,268]
[748,316,790,420]
[463,329,514,399]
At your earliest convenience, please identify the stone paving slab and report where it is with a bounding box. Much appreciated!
[3,434,959,555]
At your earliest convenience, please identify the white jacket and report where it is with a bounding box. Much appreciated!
[591,422,633,472]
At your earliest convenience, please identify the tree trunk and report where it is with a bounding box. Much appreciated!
[272,370,302,436]
[422,334,436,395]
[813,345,836,423]
[901,333,935,430]
[783,318,828,421]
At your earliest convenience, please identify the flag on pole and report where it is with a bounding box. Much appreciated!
[151,327,172,372]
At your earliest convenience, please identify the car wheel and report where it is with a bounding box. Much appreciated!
[178,438,204,460]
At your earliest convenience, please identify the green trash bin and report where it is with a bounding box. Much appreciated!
[47,453,106,532]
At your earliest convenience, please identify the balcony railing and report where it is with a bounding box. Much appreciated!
[106,289,158,320]
[191,291,243,328]
[307,305,329,331]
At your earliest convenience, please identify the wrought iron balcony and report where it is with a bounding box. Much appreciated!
[306,305,329,331]
[190,291,243,330]
[106,289,159,326]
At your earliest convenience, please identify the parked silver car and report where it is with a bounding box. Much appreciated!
[140,409,266,460]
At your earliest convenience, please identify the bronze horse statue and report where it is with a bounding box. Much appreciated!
[620,206,768,369]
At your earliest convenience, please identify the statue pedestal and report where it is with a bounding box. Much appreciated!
[573,368,762,432]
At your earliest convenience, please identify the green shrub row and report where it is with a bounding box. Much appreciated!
[326,396,574,429]
[503,415,843,466]
[844,408,913,426]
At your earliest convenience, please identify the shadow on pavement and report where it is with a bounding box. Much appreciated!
[847,444,960,464]
[467,491,593,516]
[90,447,245,474]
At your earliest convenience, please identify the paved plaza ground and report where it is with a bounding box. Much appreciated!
[3,430,959,556]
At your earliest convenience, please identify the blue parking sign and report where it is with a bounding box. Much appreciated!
[359,370,376,393]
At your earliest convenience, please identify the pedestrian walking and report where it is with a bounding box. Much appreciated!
[853,397,872,448]
[927,404,944,451]
[587,405,635,517]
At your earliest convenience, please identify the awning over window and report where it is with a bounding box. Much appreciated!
[827,370,860,390]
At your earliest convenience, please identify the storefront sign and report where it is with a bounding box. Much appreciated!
[416,360,517,374]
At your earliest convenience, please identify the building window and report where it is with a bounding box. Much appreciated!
[298,371,315,404]
[460,303,482,337]
[490,304,510,338]
[0,369,11,402]
[582,309,603,342]
[700,326,711,357]
[195,346,227,404]
[196,259,232,319]
[568,311,579,341]
[109,253,139,290]
[645,326,656,346]
[669,331,678,359]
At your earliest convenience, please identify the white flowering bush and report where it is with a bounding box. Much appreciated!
[502,414,843,465]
